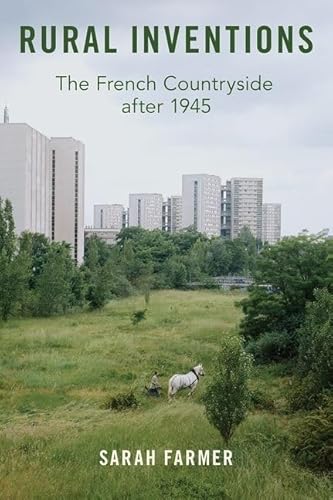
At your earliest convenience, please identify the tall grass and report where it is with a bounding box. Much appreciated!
[0,291,331,499]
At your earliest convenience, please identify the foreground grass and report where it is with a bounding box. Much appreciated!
[0,290,331,499]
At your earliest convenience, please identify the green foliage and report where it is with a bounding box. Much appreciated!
[296,288,333,385]
[287,374,325,412]
[0,198,16,258]
[86,262,113,310]
[131,309,147,325]
[249,388,275,411]
[35,243,75,316]
[246,331,298,364]
[288,288,333,411]
[203,336,252,444]
[240,234,331,343]
[0,251,30,321]
[163,257,188,288]
[290,397,333,472]
[102,391,138,411]
[0,199,30,320]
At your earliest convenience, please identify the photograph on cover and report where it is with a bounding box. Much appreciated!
[0,1,332,499]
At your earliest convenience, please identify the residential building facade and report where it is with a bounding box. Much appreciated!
[0,123,50,236]
[94,204,125,231]
[230,177,263,240]
[182,174,221,237]
[262,203,281,244]
[128,193,163,230]
[50,137,85,263]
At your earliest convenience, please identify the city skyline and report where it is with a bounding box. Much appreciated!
[0,0,332,236]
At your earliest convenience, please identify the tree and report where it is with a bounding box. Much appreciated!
[206,238,232,276]
[35,243,75,316]
[163,256,188,289]
[0,251,30,321]
[0,198,16,258]
[203,336,252,444]
[86,259,113,310]
[240,233,331,341]
[0,199,30,320]
[287,288,333,411]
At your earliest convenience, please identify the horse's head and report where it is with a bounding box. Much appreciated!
[194,363,205,376]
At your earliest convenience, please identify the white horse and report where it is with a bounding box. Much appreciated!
[168,364,205,401]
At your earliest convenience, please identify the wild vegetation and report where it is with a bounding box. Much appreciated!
[1,196,332,497]
[0,291,332,499]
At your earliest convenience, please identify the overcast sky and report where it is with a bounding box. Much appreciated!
[0,0,332,234]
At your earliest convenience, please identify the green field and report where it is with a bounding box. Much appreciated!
[0,290,331,499]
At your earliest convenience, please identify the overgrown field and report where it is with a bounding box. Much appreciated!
[0,291,331,499]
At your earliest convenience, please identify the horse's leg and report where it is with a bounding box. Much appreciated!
[188,382,198,397]
[168,378,176,402]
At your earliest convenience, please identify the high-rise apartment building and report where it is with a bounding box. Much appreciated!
[170,195,182,233]
[230,178,263,240]
[221,181,232,239]
[94,204,125,231]
[128,193,163,230]
[50,138,85,263]
[0,123,50,236]
[262,203,281,245]
[182,174,221,237]
[0,118,85,263]
[162,195,183,233]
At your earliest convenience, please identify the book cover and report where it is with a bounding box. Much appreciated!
[0,1,332,499]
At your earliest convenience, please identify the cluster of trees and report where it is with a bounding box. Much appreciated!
[241,232,333,362]
[0,197,260,321]
[239,232,333,471]
[0,199,85,320]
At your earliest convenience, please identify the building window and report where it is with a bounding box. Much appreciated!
[74,152,79,263]
[51,150,56,241]
[138,199,141,227]
[193,180,198,230]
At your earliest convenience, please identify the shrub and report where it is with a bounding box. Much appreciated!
[287,374,324,412]
[296,289,333,388]
[249,388,275,411]
[246,330,297,364]
[290,396,333,472]
[131,309,147,325]
[102,391,138,411]
[288,289,333,411]
[202,336,252,444]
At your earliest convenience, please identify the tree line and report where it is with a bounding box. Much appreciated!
[0,198,261,320]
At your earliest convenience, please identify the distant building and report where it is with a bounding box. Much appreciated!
[0,123,50,236]
[262,203,281,245]
[182,174,221,237]
[221,181,232,239]
[230,177,263,240]
[162,195,182,233]
[128,193,163,230]
[0,116,85,263]
[85,227,119,246]
[94,204,125,230]
[170,195,183,233]
[50,137,85,263]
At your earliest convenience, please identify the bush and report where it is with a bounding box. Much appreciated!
[246,330,297,364]
[102,391,138,411]
[202,336,252,444]
[288,289,333,411]
[287,375,325,412]
[131,309,147,325]
[249,388,275,411]
[296,289,333,389]
[290,396,333,472]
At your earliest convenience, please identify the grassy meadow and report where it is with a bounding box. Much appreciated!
[0,290,332,499]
